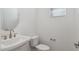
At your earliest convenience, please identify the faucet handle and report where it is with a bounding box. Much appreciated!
[13,30,16,37]
[1,35,7,40]
[4,36,7,40]
[14,33,16,37]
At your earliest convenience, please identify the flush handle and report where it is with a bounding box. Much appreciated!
[74,42,79,48]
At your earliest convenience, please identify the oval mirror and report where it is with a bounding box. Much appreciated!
[1,8,19,31]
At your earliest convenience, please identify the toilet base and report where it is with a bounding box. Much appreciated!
[31,46,50,51]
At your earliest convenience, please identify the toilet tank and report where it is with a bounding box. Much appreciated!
[30,36,39,47]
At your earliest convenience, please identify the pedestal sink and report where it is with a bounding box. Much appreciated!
[0,34,31,51]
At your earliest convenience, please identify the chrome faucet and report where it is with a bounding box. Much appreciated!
[9,30,12,38]
[9,30,16,39]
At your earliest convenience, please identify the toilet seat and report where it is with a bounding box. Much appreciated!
[35,44,50,51]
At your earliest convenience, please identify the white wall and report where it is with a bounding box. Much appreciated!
[15,8,37,36]
[75,9,79,50]
[0,8,78,51]
[15,8,78,51]
[0,9,2,29]
[37,8,77,51]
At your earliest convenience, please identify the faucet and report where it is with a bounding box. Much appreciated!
[9,30,12,38]
[9,30,16,39]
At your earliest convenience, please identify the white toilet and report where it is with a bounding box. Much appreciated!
[30,36,50,51]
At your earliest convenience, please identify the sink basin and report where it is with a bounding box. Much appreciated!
[0,34,31,51]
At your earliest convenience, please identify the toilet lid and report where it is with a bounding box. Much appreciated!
[35,44,50,50]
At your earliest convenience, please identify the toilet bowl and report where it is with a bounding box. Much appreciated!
[30,36,50,51]
[35,44,50,51]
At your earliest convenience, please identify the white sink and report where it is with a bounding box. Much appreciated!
[0,34,31,51]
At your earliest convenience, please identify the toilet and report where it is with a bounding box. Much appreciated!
[30,36,50,51]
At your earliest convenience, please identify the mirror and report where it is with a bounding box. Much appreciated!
[1,8,19,31]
